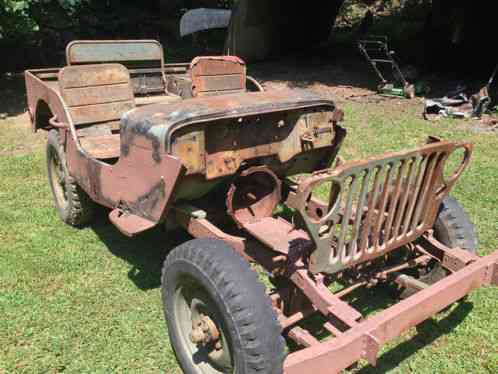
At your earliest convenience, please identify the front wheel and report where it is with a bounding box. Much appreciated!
[161,239,285,374]
[401,196,478,297]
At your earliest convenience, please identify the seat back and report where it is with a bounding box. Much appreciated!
[190,56,247,97]
[66,40,166,96]
[58,63,135,131]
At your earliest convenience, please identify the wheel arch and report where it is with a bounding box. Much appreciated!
[33,99,54,131]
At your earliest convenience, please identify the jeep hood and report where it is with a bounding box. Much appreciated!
[120,89,335,152]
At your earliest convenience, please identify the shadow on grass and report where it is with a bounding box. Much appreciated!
[90,209,189,291]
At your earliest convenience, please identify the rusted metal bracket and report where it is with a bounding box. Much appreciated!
[290,269,362,327]
[417,233,479,272]
[288,326,320,348]
[484,259,498,286]
[109,208,156,237]
[362,333,380,366]
[174,205,246,254]
[49,115,67,129]
[393,273,428,291]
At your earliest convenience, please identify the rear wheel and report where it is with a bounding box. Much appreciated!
[46,130,94,226]
[161,239,285,374]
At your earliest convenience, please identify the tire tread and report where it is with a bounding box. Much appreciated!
[162,239,286,374]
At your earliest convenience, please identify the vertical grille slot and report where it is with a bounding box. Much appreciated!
[330,151,447,268]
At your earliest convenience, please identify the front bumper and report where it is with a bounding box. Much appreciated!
[283,250,498,374]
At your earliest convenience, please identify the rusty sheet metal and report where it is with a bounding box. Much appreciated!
[190,56,247,97]
[61,84,133,107]
[66,40,164,65]
[242,217,311,255]
[283,249,498,374]
[66,133,184,223]
[202,109,336,179]
[69,102,135,126]
[122,88,335,151]
[58,64,135,128]
[109,209,156,237]
[66,40,183,97]
[287,139,473,274]
[226,166,281,227]
[58,63,131,88]
[25,68,72,132]
[170,126,206,174]
[191,56,245,75]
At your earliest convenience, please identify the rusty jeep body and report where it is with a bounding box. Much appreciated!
[25,40,498,374]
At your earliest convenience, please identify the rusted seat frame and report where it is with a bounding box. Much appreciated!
[190,55,248,97]
[65,40,264,100]
[56,63,136,161]
[66,40,165,87]
[65,39,189,99]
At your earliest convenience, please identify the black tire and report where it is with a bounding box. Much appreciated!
[401,196,478,297]
[161,238,285,374]
[433,196,478,253]
[46,130,94,226]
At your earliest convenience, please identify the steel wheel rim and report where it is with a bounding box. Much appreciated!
[172,275,234,374]
[49,148,68,209]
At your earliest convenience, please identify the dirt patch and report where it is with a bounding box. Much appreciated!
[470,115,498,134]
[252,57,498,131]
[253,57,378,103]
[0,112,46,157]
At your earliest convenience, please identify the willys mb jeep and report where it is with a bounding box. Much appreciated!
[25,40,498,374]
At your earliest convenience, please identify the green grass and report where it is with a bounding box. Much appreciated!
[1,85,497,373]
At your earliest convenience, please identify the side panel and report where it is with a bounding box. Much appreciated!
[66,135,184,223]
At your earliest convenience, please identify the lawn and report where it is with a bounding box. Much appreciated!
[0,70,497,374]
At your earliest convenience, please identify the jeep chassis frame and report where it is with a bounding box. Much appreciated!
[172,139,498,373]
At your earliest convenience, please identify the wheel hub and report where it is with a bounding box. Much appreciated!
[190,314,221,347]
